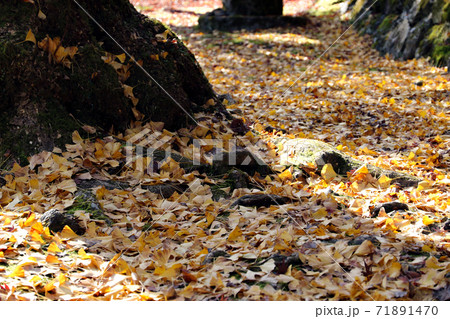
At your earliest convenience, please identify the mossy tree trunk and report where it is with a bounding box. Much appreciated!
[222,0,283,16]
[0,0,221,164]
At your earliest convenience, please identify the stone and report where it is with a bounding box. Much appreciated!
[370,201,409,217]
[201,250,230,265]
[384,17,410,59]
[40,209,85,235]
[226,168,249,189]
[347,0,450,67]
[218,93,236,105]
[230,194,291,208]
[275,138,421,187]
[348,235,380,246]
[433,284,450,301]
[272,253,303,274]
[403,15,432,59]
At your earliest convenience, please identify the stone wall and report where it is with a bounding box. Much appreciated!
[349,0,449,67]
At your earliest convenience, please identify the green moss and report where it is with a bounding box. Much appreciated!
[427,23,449,44]
[38,99,80,145]
[217,210,230,221]
[211,178,234,200]
[431,44,450,66]
[62,45,133,131]
[377,14,398,33]
[443,2,450,22]
[142,223,152,232]
[431,0,450,23]
[67,190,112,225]
[419,0,430,10]
[256,281,268,289]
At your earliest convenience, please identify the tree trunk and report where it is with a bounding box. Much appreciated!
[222,0,283,16]
[199,0,308,32]
[0,0,220,163]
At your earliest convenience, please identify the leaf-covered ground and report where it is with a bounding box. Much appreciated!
[0,1,449,301]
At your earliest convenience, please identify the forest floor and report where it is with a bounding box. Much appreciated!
[0,1,449,301]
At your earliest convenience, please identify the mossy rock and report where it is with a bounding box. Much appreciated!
[68,189,112,225]
[278,138,358,174]
[432,44,450,66]
[276,138,420,187]
[425,23,450,66]
[377,14,399,33]
[348,0,450,67]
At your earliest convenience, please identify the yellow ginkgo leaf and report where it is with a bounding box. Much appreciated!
[24,213,36,227]
[354,165,369,175]
[25,29,36,44]
[32,221,44,234]
[29,178,39,189]
[278,169,292,181]
[46,254,62,264]
[417,110,427,118]
[422,245,433,253]
[31,231,45,244]
[321,163,337,182]
[60,225,78,239]
[417,181,431,191]
[312,207,328,219]
[378,174,391,188]
[123,84,139,106]
[58,273,67,285]
[116,53,126,63]
[354,240,375,256]
[8,265,25,278]
[78,248,91,260]
[44,280,56,292]
[48,242,62,253]
[72,130,83,144]
[156,29,170,41]
[227,226,242,242]
[387,261,402,278]
[38,10,46,20]
[422,215,434,226]
[361,147,377,155]
[65,46,78,59]
[259,259,275,273]
[425,256,442,269]
[54,46,68,63]
[56,179,77,193]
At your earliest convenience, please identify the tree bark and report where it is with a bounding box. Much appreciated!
[0,0,220,163]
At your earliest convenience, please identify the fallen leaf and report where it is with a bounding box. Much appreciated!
[354,240,375,256]
[321,163,337,182]
[25,29,36,44]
